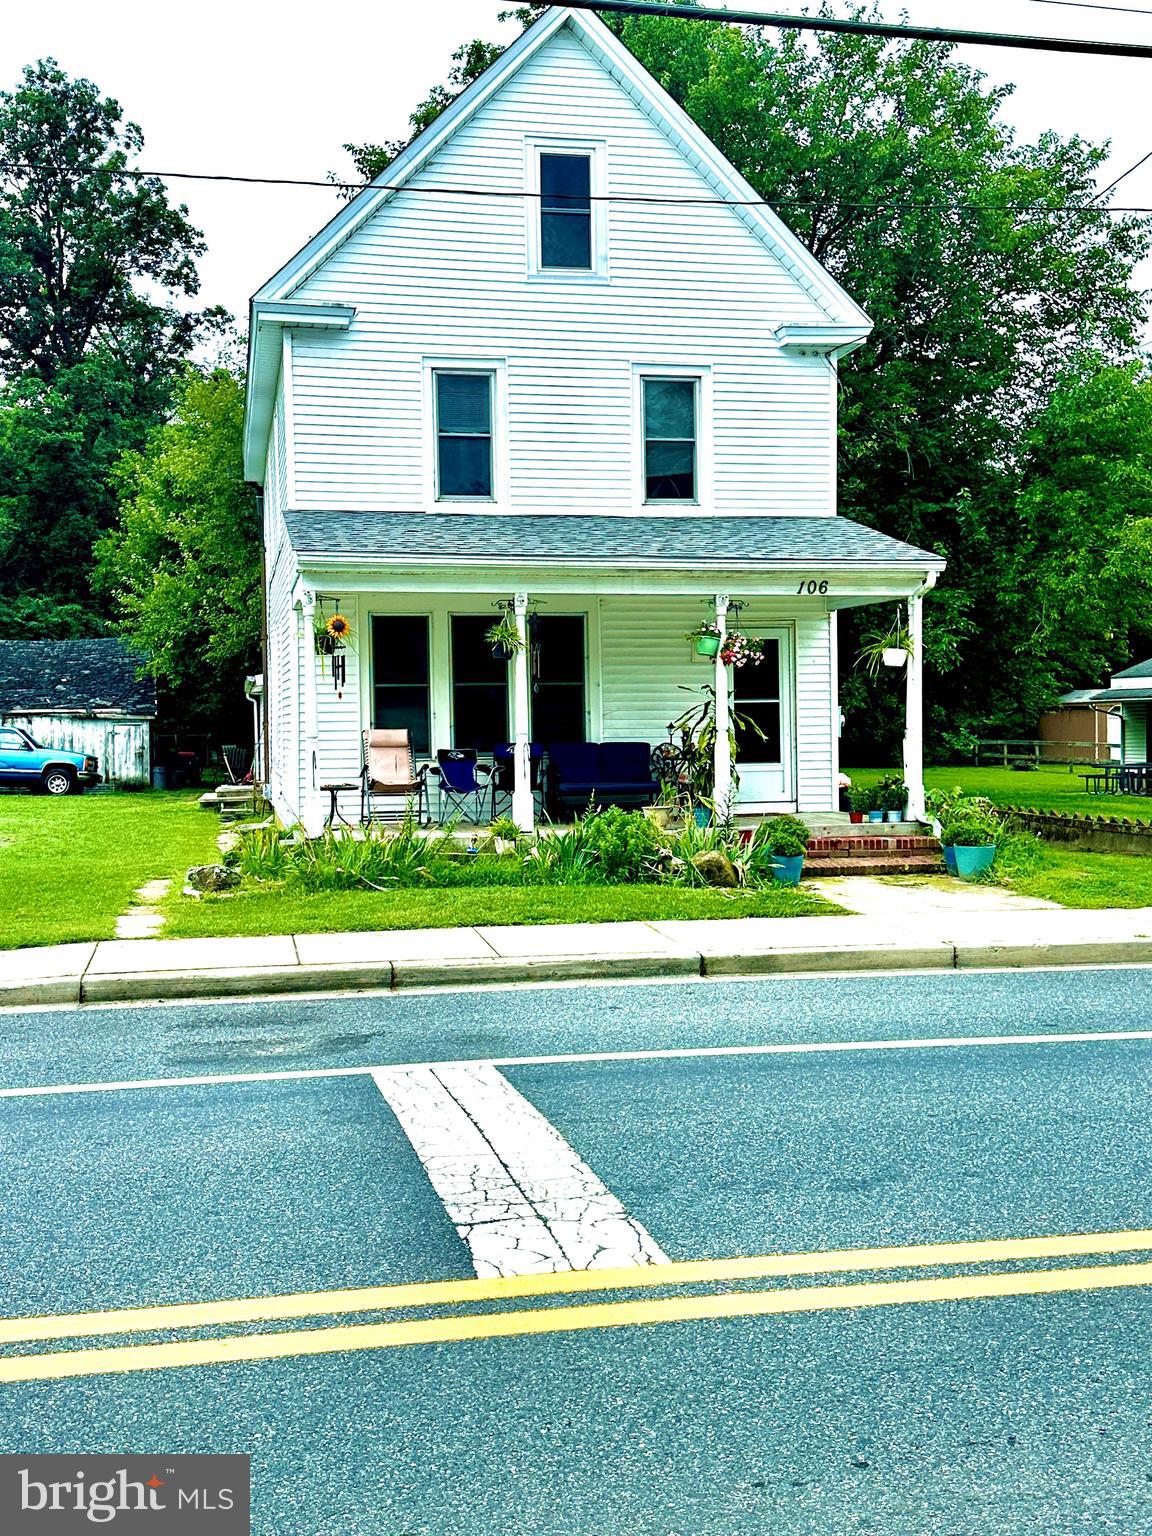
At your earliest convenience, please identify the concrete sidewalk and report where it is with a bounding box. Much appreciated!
[4,906,1152,1006]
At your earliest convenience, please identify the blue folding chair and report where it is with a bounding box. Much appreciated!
[490,742,545,819]
[429,748,492,823]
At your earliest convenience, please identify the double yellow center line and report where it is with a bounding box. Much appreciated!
[4,1229,1152,1383]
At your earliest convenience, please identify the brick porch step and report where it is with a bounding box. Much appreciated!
[806,835,940,854]
[806,852,945,877]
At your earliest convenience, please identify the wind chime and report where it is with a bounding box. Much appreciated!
[314,597,351,699]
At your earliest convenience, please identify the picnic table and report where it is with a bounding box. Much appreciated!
[1079,763,1152,795]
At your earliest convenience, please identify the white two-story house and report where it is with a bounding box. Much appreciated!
[244,4,943,835]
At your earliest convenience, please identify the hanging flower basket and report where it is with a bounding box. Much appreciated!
[684,622,722,658]
[882,646,908,668]
[719,632,765,668]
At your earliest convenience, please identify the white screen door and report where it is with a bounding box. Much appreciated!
[732,628,794,808]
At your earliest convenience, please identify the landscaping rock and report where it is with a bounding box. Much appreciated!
[690,849,740,888]
[186,863,240,893]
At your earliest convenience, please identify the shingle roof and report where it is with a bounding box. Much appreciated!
[0,639,156,716]
[1090,687,1152,704]
[1112,657,1152,680]
[284,511,943,568]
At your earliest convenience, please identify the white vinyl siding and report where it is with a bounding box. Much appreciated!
[597,597,834,811]
[287,26,836,516]
[1124,705,1148,763]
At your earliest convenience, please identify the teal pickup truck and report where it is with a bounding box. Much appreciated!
[0,726,100,795]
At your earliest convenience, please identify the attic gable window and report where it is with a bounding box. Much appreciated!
[435,371,494,500]
[643,377,698,502]
[540,152,592,270]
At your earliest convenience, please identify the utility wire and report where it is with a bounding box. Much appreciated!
[1093,146,1152,201]
[1020,0,1152,16]
[2,162,1148,215]
[560,0,1152,56]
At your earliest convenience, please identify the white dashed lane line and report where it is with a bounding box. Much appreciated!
[372,1063,667,1279]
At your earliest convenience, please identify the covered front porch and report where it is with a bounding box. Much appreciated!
[274,513,944,837]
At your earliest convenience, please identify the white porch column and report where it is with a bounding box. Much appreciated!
[511,592,534,833]
[902,591,925,822]
[712,593,732,819]
[300,588,321,832]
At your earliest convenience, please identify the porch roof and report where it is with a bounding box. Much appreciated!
[283,511,943,570]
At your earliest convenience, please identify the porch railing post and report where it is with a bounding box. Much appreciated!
[903,591,925,822]
[300,588,322,834]
[713,593,732,819]
[511,591,534,834]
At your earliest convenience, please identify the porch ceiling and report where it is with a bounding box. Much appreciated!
[285,510,943,573]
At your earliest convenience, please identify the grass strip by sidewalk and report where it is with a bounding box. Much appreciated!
[0,791,220,950]
[162,882,838,940]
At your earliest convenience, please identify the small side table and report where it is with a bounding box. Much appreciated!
[321,782,359,829]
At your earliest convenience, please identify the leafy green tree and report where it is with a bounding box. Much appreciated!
[0,59,228,634]
[343,10,1151,757]
[95,369,261,729]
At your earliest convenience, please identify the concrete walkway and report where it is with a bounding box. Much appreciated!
[4,905,1152,1006]
[806,874,1060,917]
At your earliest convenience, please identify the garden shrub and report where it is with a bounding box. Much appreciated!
[578,806,660,882]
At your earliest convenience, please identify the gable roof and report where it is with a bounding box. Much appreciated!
[283,510,942,571]
[244,6,871,476]
[0,639,157,717]
[1113,657,1152,680]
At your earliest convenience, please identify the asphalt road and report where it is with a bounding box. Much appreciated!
[1,968,1151,1534]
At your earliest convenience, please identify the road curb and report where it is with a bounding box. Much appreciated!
[4,935,1152,1009]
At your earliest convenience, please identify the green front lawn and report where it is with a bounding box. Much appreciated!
[0,790,220,949]
[162,882,837,940]
[992,837,1152,909]
[848,764,1152,820]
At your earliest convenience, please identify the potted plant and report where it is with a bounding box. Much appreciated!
[313,612,351,657]
[485,615,524,662]
[940,814,999,880]
[866,786,885,823]
[684,621,722,658]
[878,773,908,824]
[848,783,872,824]
[857,620,913,677]
[645,781,682,831]
[755,815,811,886]
[488,815,520,855]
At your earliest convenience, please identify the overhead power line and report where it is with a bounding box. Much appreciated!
[1022,0,1152,16]
[1094,147,1152,200]
[561,0,1152,58]
[3,160,1149,214]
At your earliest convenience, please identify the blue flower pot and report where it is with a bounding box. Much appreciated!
[942,845,958,875]
[867,810,884,823]
[885,809,903,824]
[771,854,804,886]
[694,806,711,827]
[952,844,996,880]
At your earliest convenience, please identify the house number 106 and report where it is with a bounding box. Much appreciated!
[796,579,830,595]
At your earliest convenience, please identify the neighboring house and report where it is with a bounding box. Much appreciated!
[244,5,944,835]
[0,638,157,786]
[1040,690,1121,762]
[1085,659,1152,763]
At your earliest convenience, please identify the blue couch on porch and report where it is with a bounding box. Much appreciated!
[546,741,660,816]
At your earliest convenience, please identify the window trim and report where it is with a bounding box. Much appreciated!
[525,136,608,281]
[632,365,711,509]
[423,358,507,506]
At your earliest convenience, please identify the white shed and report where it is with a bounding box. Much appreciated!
[0,639,157,787]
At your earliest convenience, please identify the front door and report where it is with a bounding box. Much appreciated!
[732,629,794,809]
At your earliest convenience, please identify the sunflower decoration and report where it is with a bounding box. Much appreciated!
[313,610,352,660]
[326,614,351,646]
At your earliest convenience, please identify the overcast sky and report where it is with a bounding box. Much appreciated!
[4,1,1152,325]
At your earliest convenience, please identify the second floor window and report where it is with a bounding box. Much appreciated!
[540,152,592,270]
[643,377,697,502]
[436,371,493,499]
